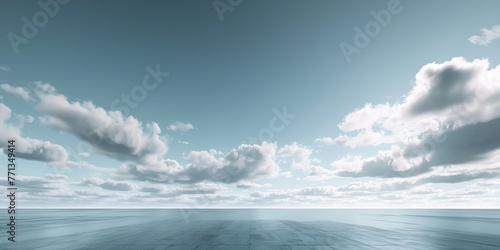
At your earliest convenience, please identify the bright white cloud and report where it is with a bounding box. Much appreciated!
[338,103,393,132]
[236,181,272,189]
[278,142,313,170]
[329,57,500,180]
[333,129,398,148]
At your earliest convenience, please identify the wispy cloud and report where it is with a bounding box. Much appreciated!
[468,25,500,45]
[74,177,137,191]
[167,121,194,132]
[0,65,12,72]
[0,83,32,102]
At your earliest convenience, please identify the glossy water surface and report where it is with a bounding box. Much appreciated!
[2,209,500,249]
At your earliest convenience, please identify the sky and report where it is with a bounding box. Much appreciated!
[0,0,499,208]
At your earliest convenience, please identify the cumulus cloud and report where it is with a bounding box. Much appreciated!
[278,142,313,170]
[115,142,279,184]
[313,137,335,145]
[36,88,167,165]
[1,83,32,102]
[30,81,56,95]
[14,138,68,162]
[335,58,500,147]
[468,25,500,45]
[146,122,161,134]
[75,177,137,191]
[330,58,500,179]
[167,121,194,132]
[0,103,67,162]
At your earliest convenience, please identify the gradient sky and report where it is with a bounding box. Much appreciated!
[1,0,500,208]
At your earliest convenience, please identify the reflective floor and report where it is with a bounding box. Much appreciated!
[2,209,500,249]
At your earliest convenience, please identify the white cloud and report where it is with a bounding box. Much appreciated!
[333,129,398,148]
[13,174,69,194]
[115,142,279,184]
[305,165,338,181]
[0,103,67,162]
[338,103,393,132]
[334,58,500,148]
[168,121,194,132]
[236,181,272,189]
[280,171,292,178]
[15,114,34,124]
[139,182,167,193]
[47,160,96,169]
[468,25,500,45]
[36,88,167,165]
[327,57,500,180]
[177,140,190,145]
[79,152,91,157]
[139,182,226,198]
[313,137,335,145]
[1,83,32,102]
[30,81,56,95]
[278,142,313,170]
[146,122,161,134]
[75,177,137,191]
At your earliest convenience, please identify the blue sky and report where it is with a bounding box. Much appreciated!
[1,0,500,208]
